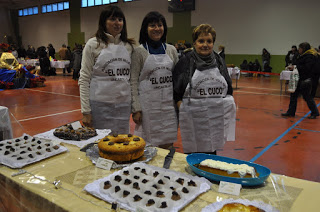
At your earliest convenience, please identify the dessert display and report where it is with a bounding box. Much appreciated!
[0,134,67,168]
[53,124,97,141]
[195,159,258,178]
[84,163,211,212]
[202,199,279,212]
[218,203,265,212]
[97,134,146,162]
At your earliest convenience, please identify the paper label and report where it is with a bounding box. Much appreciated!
[136,206,153,212]
[71,121,82,130]
[218,181,242,196]
[96,157,114,170]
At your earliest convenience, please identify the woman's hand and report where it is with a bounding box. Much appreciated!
[177,101,182,110]
[82,113,92,127]
[133,111,142,125]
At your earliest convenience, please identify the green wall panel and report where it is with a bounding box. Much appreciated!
[68,0,85,48]
[226,54,286,74]
[167,11,194,44]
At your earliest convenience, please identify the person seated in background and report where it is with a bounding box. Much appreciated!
[218,45,225,60]
[285,45,299,67]
[240,59,248,70]
[253,59,262,77]
[247,61,254,77]
[263,63,272,77]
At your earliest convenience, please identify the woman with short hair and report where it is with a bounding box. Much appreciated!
[173,24,236,154]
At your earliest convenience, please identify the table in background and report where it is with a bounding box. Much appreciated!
[0,106,12,141]
[50,60,70,69]
[0,142,319,211]
[227,67,240,89]
[18,59,40,71]
[280,70,292,94]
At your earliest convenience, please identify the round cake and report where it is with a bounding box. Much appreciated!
[97,134,146,162]
[218,203,264,212]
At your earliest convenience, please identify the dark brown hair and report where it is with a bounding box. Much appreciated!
[139,11,167,44]
[95,6,134,47]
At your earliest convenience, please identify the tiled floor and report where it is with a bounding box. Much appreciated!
[1,70,320,182]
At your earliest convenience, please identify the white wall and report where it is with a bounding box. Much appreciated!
[19,10,69,50]
[16,0,320,54]
[81,0,173,44]
[193,0,320,54]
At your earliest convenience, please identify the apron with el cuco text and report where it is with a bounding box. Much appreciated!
[89,43,131,133]
[135,44,178,146]
[179,66,236,153]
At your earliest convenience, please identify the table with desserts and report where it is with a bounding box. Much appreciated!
[0,135,319,212]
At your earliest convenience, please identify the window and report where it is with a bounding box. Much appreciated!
[42,5,46,13]
[28,8,33,15]
[47,5,52,13]
[64,2,69,9]
[95,0,102,6]
[88,0,94,7]
[41,2,70,14]
[58,3,64,11]
[52,4,58,12]
[18,6,39,16]
[33,7,38,14]
[81,0,118,7]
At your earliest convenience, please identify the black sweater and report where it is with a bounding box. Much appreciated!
[172,51,233,103]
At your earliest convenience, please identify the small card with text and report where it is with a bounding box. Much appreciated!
[71,121,82,130]
[96,157,114,170]
[218,181,242,196]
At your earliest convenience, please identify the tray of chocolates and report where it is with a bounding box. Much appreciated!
[0,134,68,168]
[84,162,211,212]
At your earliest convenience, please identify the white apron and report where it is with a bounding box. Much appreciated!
[179,67,236,153]
[135,44,178,146]
[89,43,131,133]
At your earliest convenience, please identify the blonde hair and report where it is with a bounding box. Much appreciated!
[192,24,216,43]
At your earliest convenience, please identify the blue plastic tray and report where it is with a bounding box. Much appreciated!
[186,153,271,186]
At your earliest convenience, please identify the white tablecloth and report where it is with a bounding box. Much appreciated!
[0,106,13,141]
[18,59,39,66]
[280,70,292,80]
[50,60,70,69]
[228,67,241,80]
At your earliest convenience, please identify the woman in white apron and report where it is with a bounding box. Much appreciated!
[79,6,134,132]
[173,24,236,154]
[130,11,179,149]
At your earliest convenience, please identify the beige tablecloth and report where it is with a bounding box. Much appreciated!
[0,144,319,212]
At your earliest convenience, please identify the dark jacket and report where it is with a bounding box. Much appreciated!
[219,50,225,60]
[285,50,299,66]
[48,47,55,59]
[296,51,317,81]
[173,51,233,103]
[71,49,83,70]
